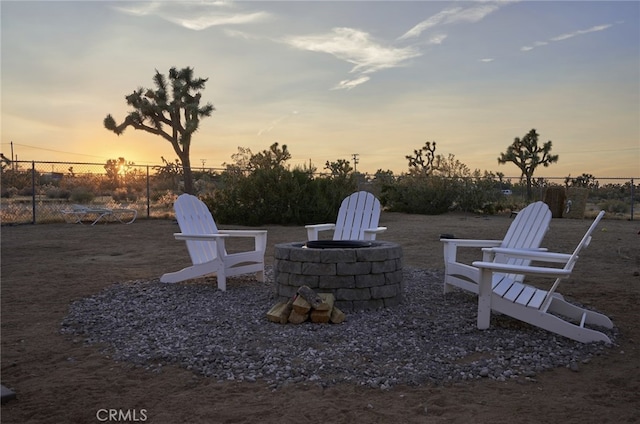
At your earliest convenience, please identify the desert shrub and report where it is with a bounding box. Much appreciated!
[1,187,18,198]
[381,175,455,215]
[45,186,71,199]
[599,199,630,214]
[204,167,357,226]
[70,187,94,203]
[112,187,138,202]
[18,186,34,196]
[454,177,502,214]
[150,190,177,207]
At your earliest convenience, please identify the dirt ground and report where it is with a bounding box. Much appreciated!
[1,211,639,423]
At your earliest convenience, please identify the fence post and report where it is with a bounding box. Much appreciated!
[146,165,150,219]
[631,178,635,221]
[31,161,36,224]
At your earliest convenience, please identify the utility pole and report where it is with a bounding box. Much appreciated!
[352,153,359,173]
[200,159,206,170]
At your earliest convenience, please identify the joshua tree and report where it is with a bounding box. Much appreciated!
[406,141,437,176]
[325,159,353,178]
[104,67,214,194]
[249,143,292,171]
[498,129,558,200]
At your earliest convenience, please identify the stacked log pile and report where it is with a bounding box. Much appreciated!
[267,285,346,324]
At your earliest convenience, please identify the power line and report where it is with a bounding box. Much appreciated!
[1,142,161,165]
[3,142,108,160]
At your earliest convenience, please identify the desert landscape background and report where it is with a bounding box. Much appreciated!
[1,211,639,423]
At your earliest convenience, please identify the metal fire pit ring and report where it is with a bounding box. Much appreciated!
[304,240,372,249]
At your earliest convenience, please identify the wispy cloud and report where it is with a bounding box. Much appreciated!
[257,111,299,136]
[428,34,448,45]
[479,58,495,63]
[521,24,614,52]
[331,76,371,91]
[113,1,270,31]
[398,3,505,40]
[285,27,421,90]
[287,28,421,75]
[398,7,464,40]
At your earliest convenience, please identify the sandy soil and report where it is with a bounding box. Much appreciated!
[1,212,639,423]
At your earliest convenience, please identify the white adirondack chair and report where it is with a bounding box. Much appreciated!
[473,211,613,343]
[441,201,552,294]
[160,194,267,291]
[305,191,387,241]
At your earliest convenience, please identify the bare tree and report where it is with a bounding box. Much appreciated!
[498,129,558,200]
[104,67,214,194]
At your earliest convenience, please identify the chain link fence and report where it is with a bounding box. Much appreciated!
[0,160,637,224]
[0,161,187,225]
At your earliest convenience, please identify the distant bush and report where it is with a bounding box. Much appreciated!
[381,176,455,215]
[45,186,71,199]
[112,187,138,202]
[599,199,630,214]
[70,187,94,203]
[1,187,18,198]
[150,190,178,208]
[204,167,357,226]
[18,186,33,196]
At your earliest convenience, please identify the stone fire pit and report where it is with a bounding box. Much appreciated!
[273,240,403,312]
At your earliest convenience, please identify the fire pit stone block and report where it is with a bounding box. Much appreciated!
[274,241,403,312]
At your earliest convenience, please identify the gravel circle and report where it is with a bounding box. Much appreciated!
[60,267,617,389]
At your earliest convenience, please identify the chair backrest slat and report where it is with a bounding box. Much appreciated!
[495,202,552,279]
[333,191,381,240]
[173,194,219,265]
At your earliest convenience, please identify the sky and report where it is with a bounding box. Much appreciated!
[2,0,639,179]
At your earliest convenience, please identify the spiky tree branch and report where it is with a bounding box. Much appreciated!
[104,66,214,194]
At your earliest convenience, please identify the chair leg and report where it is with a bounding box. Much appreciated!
[477,268,493,329]
[217,273,227,291]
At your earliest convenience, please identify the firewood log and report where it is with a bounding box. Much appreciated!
[315,293,335,311]
[292,295,311,315]
[330,306,346,324]
[288,309,309,324]
[280,297,294,324]
[297,285,323,309]
[310,308,331,323]
[266,302,288,323]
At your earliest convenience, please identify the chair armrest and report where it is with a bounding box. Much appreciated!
[174,233,229,241]
[362,227,387,235]
[218,230,268,251]
[480,246,548,261]
[364,227,387,233]
[481,247,572,264]
[305,223,336,241]
[218,230,267,237]
[441,239,502,263]
[440,239,502,247]
[472,260,572,277]
[362,227,387,240]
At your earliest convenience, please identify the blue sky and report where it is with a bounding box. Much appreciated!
[2,0,639,178]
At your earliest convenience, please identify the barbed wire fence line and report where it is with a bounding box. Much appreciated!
[0,160,637,225]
